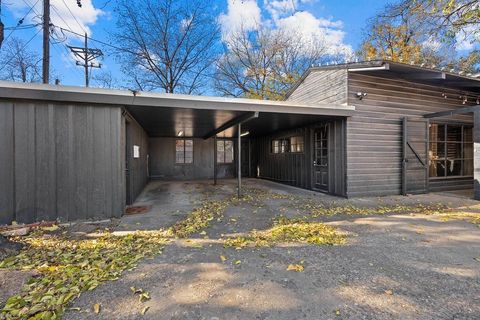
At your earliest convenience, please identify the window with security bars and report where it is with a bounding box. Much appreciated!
[428,124,472,178]
[271,135,304,154]
[175,139,193,164]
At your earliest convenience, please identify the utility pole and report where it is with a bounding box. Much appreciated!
[0,0,4,49]
[68,33,103,87]
[42,0,50,84]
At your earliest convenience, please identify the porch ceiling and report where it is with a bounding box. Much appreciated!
[126,105,339,138]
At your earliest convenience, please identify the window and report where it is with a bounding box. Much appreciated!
[290,136,304,153]
[271,135,304,154]
[429,124,473,178]
[175,139,193,164]
[271,138,289,154]
[217,140,234,163]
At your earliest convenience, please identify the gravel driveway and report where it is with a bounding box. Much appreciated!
[63,180,480,320]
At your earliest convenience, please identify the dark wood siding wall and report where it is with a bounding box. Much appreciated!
[287,69,348,104]
[124,112,149,203]
[328,119,346,196]
[148,137,235,180]
[253,128,311,190]
[0,101,124,224]
[252,121,346,196]
[347,72,474,197]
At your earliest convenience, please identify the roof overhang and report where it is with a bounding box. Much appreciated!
[291,60,480,94]
[0,81,355,138]
[347,61,480,92]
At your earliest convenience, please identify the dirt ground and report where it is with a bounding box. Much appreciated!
[7,179,480,320]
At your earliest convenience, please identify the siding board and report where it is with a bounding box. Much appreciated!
[0,103,15,224]
[0,101,124,224]
[347,72,474,197]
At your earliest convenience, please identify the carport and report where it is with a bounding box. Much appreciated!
[124,93,355,199]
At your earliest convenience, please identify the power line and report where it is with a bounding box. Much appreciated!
[2,0,40,45]
[55,25,135,55]
[0,27,41,73]
[61,0,86,34]
[50,4,75,35]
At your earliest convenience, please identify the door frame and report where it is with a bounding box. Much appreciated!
[311,123,330,193]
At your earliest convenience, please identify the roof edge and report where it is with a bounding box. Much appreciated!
[0,80,355,117]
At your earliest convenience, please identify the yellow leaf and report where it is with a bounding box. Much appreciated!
[220,255,227,262]
[93,303,101,314]
[384,289,393,295]
[42,225,59,232]
[141,306,150,315]
[287,264,304,272]
[234,260,241,265]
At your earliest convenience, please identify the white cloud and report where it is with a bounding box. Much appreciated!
[422,36,442,52]
[455,25,478,51]
[219,0,352,59]
[9,0,103,38]
[264,0,314,20]
[276,11,353,57]
[218,0,262,41]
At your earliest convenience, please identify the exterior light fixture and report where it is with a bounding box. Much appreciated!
[177,131,184,137]
[240,131,250,137]
[356,92,367,100]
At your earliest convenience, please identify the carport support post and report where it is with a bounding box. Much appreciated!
[238,124,242,198]
[474,111,480,200]
[213,136,217,185]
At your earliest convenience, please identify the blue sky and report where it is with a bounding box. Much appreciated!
[0,0,419,88]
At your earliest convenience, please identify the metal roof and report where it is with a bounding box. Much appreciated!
[0,80,355,117]
[286,60,480,98]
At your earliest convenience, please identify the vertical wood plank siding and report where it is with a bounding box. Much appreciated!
[0,101,124,224]
[253,128,310,190]
[251,122,346,196]
[148,138,235,180]
[347,72,474,197]
[124,113,149,202]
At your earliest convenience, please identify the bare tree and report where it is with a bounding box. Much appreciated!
[0,37,42,83]
[91,70,118,89]
[214,25,331,100]
[112,0,220,94]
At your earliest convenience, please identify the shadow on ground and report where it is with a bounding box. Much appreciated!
[58,179,480,320]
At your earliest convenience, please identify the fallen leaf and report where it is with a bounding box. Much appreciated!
[474,257,480,262]
[220,255,227,262]
[234,260,241,265]
[130,286,143,294]
[384,289,393,295]
[139,292,151,302]
[287,264,304,272]
[93,303,101,314]
[140,306,150,315]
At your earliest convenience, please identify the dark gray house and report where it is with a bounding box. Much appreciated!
[0,60,479,224]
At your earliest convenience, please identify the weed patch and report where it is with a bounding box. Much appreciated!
[0,230,166,319]
[224,217,346,248]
